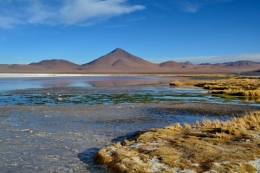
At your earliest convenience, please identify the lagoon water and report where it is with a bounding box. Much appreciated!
[0,75,258,105]
[0,75,260,173]
[0,75,189,91]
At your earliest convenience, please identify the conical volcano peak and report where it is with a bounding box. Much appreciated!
[114,47,123,51]
[110,48,126,54]
[86,48,156,67]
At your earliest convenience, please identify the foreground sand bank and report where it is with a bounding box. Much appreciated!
[1,102,260,173]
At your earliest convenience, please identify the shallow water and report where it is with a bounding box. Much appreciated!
[0,75,260,173]
[0,76,191,91]
[0,75,259,106]
[1,85,259,106]
[0,76,209,105]
[0,104,234,173]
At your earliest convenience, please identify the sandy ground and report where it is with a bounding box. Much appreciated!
[0,102,260,173]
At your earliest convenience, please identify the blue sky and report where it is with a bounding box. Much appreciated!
[0,0,259,64]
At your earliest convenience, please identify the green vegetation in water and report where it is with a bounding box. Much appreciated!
[1,94,13,96]
[0,91,257,105]
[34,102,45,105]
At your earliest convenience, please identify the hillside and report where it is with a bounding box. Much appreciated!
[0,48,260,74]
[29,59,79,69]
[80,48,159,73]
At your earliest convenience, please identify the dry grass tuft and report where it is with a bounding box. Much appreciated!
[170,78,260,100]
[176,74,230,78]
[95,111,260,173]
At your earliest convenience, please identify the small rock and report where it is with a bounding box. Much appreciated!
[11,163,18,167]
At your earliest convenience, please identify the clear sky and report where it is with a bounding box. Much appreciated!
[0,0,259,64]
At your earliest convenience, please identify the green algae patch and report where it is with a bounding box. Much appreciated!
[95,111,260,173]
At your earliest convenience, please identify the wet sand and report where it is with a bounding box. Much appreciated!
[1,102,260,173]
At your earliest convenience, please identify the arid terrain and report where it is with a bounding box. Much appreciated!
[1,48,260,74]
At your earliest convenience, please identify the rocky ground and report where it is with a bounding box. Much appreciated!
[0,102,260,173]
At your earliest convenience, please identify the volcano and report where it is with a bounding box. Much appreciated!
[80,48,159,73]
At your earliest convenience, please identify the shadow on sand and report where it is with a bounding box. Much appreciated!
[77,131,143,173]
[78,147,107,173]
[111,131,140,143]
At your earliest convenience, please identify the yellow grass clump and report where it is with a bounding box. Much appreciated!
[176,74,230,78]
[170,78,260,99]
[95,111,260,173]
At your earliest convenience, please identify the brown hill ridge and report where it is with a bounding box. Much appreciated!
[30,59,79,69]
[159,61,183,68]
[80,48,158,72]
[1,59,79,73]
[0,48,260,74]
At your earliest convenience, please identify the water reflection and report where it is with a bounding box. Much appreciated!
[1,76,259,106]
[0,76,193,91]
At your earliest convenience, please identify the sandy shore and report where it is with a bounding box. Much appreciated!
[0,102,260,173]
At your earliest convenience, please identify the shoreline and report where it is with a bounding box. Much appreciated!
[0,73,258,79]
[0,73,233,78]
[0,73,114,78]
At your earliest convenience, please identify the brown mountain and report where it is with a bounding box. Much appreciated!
[1,48,260,74]
[80,48,159,72]
[220,61,260,72]
[28,59,79,73]
[29,59,79,69]
[181,61,194,66]
[159,61,183,68]
[1,59,79,73]
[224,61,259,67]
[0,64,43,73]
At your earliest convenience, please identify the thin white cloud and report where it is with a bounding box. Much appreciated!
[178,2,200,13]
[0,0,145,28]
[176,0,233,13]
[0,16,21,28]
[12,56,24,59]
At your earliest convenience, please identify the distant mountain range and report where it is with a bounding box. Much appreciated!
[1,48,260,74]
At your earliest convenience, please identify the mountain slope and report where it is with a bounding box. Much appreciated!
[1,49,260,74]
[0,59,79,73]
[159,61,183,68]
[81,48,159,72]
[224,61,254,66]
[30,59,79,69]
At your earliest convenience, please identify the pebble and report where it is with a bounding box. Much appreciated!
[57,97,63,101]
